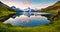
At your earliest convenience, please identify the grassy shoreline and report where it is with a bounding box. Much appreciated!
[0,12,17,22]
[0,19,60,32]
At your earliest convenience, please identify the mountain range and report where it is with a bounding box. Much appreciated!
[11,6,23,12]
[0,1,35,22]
[11,6,35,12]
[0,1,60,32]
[23,7,35,12]
[37,1,60,21]
[0,1,60,22]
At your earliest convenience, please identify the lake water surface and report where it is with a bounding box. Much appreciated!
[3,12,50,26]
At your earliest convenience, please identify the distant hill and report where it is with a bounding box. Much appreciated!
[0,1,17,22]
[11,6,35,12]
[37,1,60,21]
[11,6,23,12]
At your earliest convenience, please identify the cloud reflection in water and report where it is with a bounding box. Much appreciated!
[3,15,50,26]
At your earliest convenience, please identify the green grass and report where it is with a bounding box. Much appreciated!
[0,1,60,32]
[0,11,17,22]
[0,2,17,22]
[0,19,60,32]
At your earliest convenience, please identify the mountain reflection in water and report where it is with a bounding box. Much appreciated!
[3,14,50,26]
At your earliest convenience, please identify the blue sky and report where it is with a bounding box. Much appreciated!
[0,0,59,9]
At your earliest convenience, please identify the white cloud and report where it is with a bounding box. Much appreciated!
[0,0,55,9]
[29,3,54,9]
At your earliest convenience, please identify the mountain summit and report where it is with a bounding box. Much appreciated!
[0,1,3,5]
[24,7,35,12]
[56,1,60,4]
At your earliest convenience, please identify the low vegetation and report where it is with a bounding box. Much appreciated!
[0,1,60,32]
[0,1,17,22]
[0,19,60,32]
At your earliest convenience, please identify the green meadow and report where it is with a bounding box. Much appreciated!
[0,1,60,32]
[0,19,60,32]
